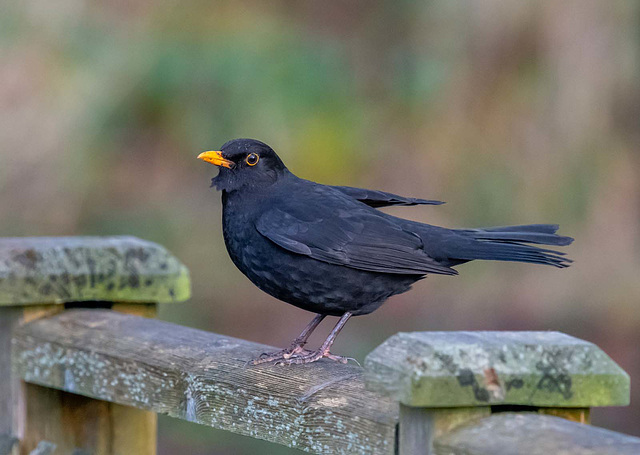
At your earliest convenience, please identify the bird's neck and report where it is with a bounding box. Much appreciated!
[221,187,269,212]
[221,171,295,203]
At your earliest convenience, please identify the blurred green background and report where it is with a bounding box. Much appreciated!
[2,0,639,453]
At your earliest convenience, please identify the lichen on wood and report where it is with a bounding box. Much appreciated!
[12,310,398,455]
[364,331,629,408]
[0,236,190,306]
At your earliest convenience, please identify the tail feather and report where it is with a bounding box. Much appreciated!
[458,225,574,246]
[450,224,573,268]
[480,224,561,234]
[457,242,572,268]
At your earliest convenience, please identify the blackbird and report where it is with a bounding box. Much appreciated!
[198,139,573,365]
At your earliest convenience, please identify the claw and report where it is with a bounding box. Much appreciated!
[250,344,312,365]
[325,352,349,364]
[282,345,309,359]
[248,313,353,367]
[275,348,351,365]
[348,357,361,366]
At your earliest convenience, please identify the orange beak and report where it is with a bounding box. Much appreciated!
[197,151,234,168]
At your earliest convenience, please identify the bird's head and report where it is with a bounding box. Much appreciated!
[198,139,288,192]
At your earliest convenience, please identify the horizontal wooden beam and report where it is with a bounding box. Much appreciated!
[12,310,398,455]
[435,413,640,455]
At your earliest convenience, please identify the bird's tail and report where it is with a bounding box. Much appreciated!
[449,224,573,268]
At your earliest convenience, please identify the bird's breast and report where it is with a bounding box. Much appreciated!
[221,194,271,274]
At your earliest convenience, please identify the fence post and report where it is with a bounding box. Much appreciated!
[0,236,190,455]
[364,331,630,455]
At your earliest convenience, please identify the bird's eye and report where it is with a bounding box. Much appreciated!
[245,153,259,166]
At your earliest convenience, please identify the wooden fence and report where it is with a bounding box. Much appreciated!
[1,236,639,455]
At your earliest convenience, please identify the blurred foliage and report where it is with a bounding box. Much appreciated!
[2,0,640,452]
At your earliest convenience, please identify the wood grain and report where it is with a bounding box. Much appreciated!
[434,413,640,455]
[398,405,489,455]
[0,308,21,438]
[0,306,63,442]
[18,305,157,455]
[12,310,398,455]
[20,383,155,455]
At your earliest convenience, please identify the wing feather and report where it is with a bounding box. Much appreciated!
[331,185,445,208]
[255,205,457,276]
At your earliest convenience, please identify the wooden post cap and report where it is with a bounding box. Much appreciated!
[364,331,629,408]
[0,236,190,306]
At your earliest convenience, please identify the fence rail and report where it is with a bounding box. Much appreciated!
[435,413,640,455]
[1,236,639,455]
[12,309,397,455]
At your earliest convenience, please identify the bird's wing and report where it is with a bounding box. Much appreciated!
[330,185,444,208]
[255,203,457,276]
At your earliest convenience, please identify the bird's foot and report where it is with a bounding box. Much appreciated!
[250,344,312,366]
[274,348,355,365]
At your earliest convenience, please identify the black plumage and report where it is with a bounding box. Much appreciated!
[198,139,573,365]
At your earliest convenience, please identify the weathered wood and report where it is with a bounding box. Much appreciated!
[0,309,21,438]
[399,405,489,455]
[12,310,398,455]
[0,236,182,454]
[110,401,156,454]
[0,306,63,442]
[0,434,18,455]
[20,383,155,455]
[18,305,157,455]
[26,441,56,455]
[364,331,629,408]
[0,236,190,306]
[540,406,590,424]
[434,413,640,455]
[111,302,157,319]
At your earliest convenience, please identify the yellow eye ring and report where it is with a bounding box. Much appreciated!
[246,153,259,166]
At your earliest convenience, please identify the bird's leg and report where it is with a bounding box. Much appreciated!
[276,312,353,365]
[251,314,326,365]
[282,313,326,358]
